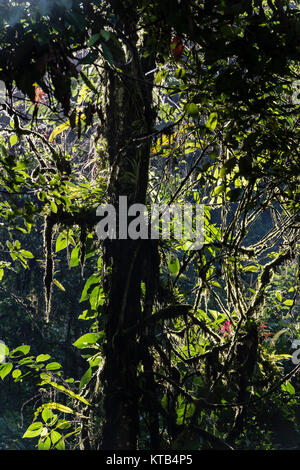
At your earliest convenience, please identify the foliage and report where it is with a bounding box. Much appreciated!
[0,0,299,451]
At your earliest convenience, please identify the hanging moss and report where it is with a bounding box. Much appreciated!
[43,215,55,322]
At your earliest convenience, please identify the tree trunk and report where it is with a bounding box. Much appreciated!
[99,17,158,450]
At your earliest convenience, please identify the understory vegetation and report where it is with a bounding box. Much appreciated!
[0,0,299,450]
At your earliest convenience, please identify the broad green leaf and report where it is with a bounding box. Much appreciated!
[168,255,180,275]
[39,378,90,406]
[69,245,80,267]
[36,354,51,363]
[55,438,65,450]
[205,112,218,131]
[23,422,43,438]
[0,362,13,380]
[42,407,55,424]
[34,403,77,420]
[80,274,100,302]
[19,250,34,259]
[10,134,18,147]
[175,67,186,79]
[87,32,101,47]
[100,29,110,41]
[51,431,62,446]
[187,103,199,118]
[283,299,293,306]
[89,285,104,310]
[243,265,259,273]
[12,369,22,379]
[38,436,51,450]
[46,362,62,371]
[281,381,295,395]
[79,367,92,390]
[155,71,163,84]
[55,230,75,252]
[56,421,71,430]
[10,345,31,357]
[73,333,101,349]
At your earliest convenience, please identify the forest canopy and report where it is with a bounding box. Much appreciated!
[0,0,299,451]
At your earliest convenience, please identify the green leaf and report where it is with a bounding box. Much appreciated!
[205,112,218,131]
[155,71,163,84]
[89,285,104,309]
[87,33,101,47]
[23,422,43,438]
[243,265,259,273]
[46,362,62,371]
[50,201,58,213]
[12,369,22,379]
[53,279,65,292]
[56,421,71,430]
[39,378,91,407]
[187,103,199,118]
[69,245,80,267]
[80,274,100,302]
[0,362,13,380]
[34,403,78,419]
[79,367,92,390]
[49,121,71,143]
[100,29,110,42]
[73,333,101,349]
[175,67,186,79]
[276,291,282,302]
[51,431,62,446]
[19,250,34,259]
[10,345,31,357]
[55,437,65,450]
[36,354,51,363]
[281,381,295,395]
[55,231,73,252]
[283,299,293,306]
[168,255,180,275]
[10,134,18,147]
[38,436,51,450]
[42,407,55,424]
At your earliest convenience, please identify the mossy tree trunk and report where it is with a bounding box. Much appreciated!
[99,11,160,450]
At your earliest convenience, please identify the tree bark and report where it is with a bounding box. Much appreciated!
[99,14,158,450]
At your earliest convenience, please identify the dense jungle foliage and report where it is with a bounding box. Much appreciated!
[0,0,299,451]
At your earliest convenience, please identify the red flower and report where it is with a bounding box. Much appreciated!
[171,36,184,61]
[219,320,232,337]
